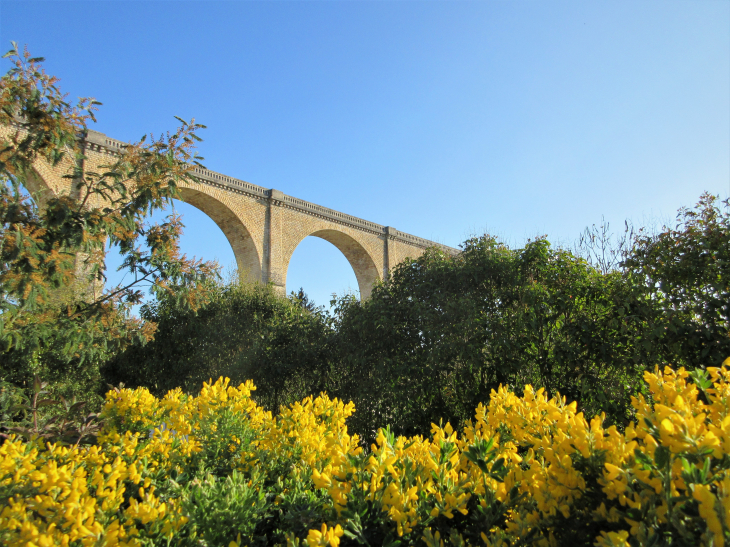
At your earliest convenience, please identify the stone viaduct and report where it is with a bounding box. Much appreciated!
[20,128,457,299]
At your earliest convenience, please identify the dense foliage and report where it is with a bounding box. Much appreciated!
[3,363,730,547]
[105,282,334,412]
[332,237,647,439]
[623,193,730,369]
[332,194,730,439]
[103,194,730,444]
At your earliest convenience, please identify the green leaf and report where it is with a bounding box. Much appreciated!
[654,445,670,469]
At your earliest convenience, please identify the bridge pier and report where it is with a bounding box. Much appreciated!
[262,189,287,294]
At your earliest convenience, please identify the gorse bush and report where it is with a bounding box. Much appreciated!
[3,362,730,546]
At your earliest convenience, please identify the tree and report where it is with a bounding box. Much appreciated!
[332,236,648,439]
[623,193,730,369]
[289,287,322,314]
[0,43,217,400]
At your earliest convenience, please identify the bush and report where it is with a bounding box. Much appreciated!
[3,361,730,546]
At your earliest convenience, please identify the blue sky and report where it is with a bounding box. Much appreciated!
[2,0,729,308]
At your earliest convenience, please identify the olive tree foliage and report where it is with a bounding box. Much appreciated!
[0,44,217,401]
[104,281,336,412]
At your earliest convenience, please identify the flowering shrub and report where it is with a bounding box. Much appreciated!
[2,363,730,546]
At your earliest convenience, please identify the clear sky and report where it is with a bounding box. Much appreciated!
[2,0,729,308]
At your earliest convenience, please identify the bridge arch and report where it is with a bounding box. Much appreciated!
[283,228,381,300]
[17,169,265,285]
[177,187,262,283]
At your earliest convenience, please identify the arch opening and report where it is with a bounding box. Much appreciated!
[284,229,380,302]
[177,187,262,284]
[286,237,359,307]
[104,191,260,305]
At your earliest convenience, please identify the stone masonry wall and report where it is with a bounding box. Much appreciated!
[2,125,458,299]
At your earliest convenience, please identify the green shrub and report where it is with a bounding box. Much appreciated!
[104,281,335,412]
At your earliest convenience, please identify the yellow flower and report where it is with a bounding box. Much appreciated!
[694,485,725,547]
[5,363,730,547]
[594,530,630,547]
[306,523,343,547]
[603,463,623,481]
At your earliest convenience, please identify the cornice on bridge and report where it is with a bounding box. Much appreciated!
[85,130,458,255]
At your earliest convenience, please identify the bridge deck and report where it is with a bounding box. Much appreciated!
[86,130,458,255]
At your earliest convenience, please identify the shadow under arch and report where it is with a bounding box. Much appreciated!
[23,167,60,209]
[177,187,262,283]
[285,229,380,300]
